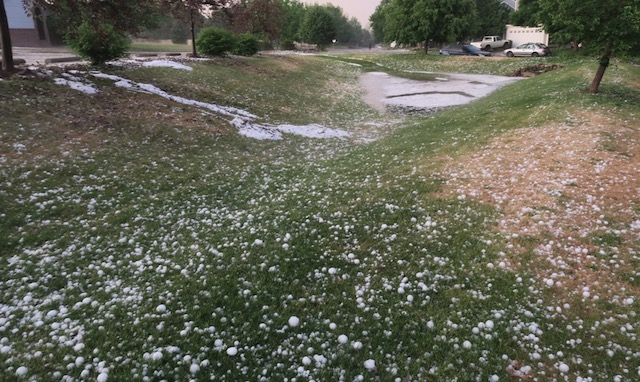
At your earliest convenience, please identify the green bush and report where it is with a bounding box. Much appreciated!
[260,39,274,51]
[232,34,260,56]
[196,28,236,56]
[171,21,189,44]
[279,39,295,51]
[66,22,129,65]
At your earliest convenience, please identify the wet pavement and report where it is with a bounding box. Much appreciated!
[360,71,521,113]
[10,47,82,66]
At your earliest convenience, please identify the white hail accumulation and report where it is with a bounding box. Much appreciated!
[49,60,350,141]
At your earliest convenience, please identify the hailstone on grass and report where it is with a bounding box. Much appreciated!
[288,316,300,327]
[16,366,28,377]
[364,359,376,370]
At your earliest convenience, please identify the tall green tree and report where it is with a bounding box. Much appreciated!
[228,0,284,42]
[384,0,421,45]
[347,17,364,46]
[299,5,335,48]
[22,0,162,64]
[509,0,541,27]
[370,0,391,43]
[538,0,640,93]
[474,0,510,36]
[279,0,305,42]
[382,0,478,53]
[26,0,160,37]
[324,5,351,44]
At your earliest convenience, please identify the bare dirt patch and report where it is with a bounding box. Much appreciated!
[0,78,232,165]
[437,111,640,300]
[509,64,563,77]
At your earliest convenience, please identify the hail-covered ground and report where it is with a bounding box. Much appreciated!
[1,56,638,382]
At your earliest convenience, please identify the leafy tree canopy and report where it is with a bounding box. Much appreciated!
[377,0,479,51]
[228,0,284,40]
[370,0,391,43]
[25,0,161,37]
[370,0,511,49]
[279,0,306,42]
[509,0,541,27]
[299,5,335,47]
[538,0,640,92]
[474,0,510,36]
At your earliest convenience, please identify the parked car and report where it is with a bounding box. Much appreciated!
[504,43,551,57]
[470,36,512,51]
[439,44,491,57]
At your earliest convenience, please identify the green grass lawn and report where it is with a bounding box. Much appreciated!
[129,42,193,53]
[0,52,638,381]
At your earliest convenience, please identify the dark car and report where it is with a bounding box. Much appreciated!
[439,44,491,57]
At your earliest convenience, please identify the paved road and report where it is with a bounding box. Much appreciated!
[8,46,506,66]
[10,47,190,66]
[10,47,82,65]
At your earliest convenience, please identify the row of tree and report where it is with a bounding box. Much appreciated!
[148,0,372,51]
[510,0,640,92]
[370,0,640,92]
[370,0,511,52]
[0,0,372,71]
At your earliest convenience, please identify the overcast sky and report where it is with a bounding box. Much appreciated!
[301,0,382,27]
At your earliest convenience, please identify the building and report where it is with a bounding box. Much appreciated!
[502,0,550,46]
[502,0,517,10]
[5,0,52,47]
[505,24,549,47]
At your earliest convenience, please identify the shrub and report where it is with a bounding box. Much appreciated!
[260,39,274,51]
[196,28,236,56]
[279,39,295,51]
[232,34,260,56]
[171,21,189,44]
[66,22,129,65]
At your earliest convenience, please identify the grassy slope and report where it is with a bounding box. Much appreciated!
[0,54,638,381]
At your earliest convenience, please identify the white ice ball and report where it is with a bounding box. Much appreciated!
[16,366,28,377]
[288,316,300,327]
[364,359,376,370]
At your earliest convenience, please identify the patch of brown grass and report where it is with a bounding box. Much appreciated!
[437,110,640,300]
[0,77,232,165]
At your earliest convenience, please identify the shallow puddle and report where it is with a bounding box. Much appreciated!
[360,71,522,113]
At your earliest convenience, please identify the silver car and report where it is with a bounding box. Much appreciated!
[504,43,551,57]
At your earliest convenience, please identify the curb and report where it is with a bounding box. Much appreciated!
[0,58,26,65]
[44,56,83,64]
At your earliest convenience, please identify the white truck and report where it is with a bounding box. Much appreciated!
[471,36,512,51]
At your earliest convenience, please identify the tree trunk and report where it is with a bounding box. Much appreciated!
[589,40,613,94]
[190,11,197,57]
[0,0,15,73]
[424,38,429,54]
